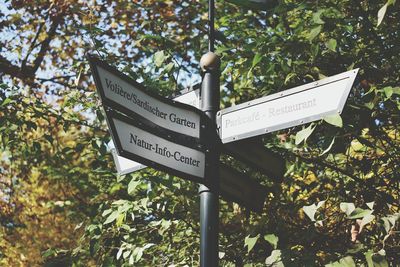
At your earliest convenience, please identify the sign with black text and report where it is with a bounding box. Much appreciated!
[109,87,202,175]
[106,110,207,182]
[88,55,205,140]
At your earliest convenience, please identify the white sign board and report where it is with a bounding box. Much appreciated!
[110,147,146,175]
[217,69,359,143]
[173,89,200,109]
[110,88,201,175]
[89,56,202,139]
[110,115,206,180]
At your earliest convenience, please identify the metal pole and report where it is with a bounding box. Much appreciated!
[199,70,219,266]
[208,0,215,52]
[199,0,219,266]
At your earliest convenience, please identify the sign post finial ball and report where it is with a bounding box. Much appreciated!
[200,52,220,72]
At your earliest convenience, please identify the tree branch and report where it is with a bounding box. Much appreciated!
[21,22,45,70]
[0,12,64,82]
[0,55,28,79]
[31,14,64,73]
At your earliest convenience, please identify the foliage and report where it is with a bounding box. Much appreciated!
[0,0,399,266]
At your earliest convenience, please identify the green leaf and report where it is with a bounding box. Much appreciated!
[340,202,355,216]
[104,211,119,224]
[295,124,316,145]
[129,253,134,264]
[128,179,140,195]
[392,87,400,95]
[265,250,283,266]
[102,209,112,217]
[1,98,12,107]
[324,114,343,128]
[311,43,320,57]
[142,243,155,250]
[313,10,325,24]
[154,51,166,67]
[303,201,325,222]
[365,250,374,267]
[326,256,356,267]
[244,234,259,253]
[366,201,375,210]
[284,73,296,84]
[351,140,366,152]
[123,250,131,259]
[252,53,262,68]
[360,214,375,229]
[135,247,144,262]
[347,208,373,219]
[308,25,322,41]
[364,102,375,110]
[264,234,279,249]
[320,137,336,156]
[377,3,388,26]
[164,62,174,73]
[326,39,337,52]
[339,256,356,267]
[116,213,125,227]
[116,174,126,183]
[116,247,124,260]
[383,86,393,99]
[42,248,56,259]
[346,243,364,254]
[381,217,392,233]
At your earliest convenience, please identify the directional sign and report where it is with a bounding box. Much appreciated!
[107,109,207,182]
[223,137,284,180]
[109,87,202,175]
[217,69,359,143]
[106,86,277,210]
[219,164,267,212]
[88,55,205,140]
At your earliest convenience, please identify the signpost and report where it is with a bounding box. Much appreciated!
[88,1,360,264]
[106,86,269,211]
[217,69,359,143]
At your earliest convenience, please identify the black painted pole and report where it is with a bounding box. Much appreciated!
[208,0,215,52]
[199,0,220,266]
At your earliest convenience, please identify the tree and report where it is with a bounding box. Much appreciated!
[0,0,399,266]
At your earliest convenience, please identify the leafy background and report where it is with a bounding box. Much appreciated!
[0,0,399,266]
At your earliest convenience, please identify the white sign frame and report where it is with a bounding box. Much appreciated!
[106,109,207,182]
[217,69,359,143]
